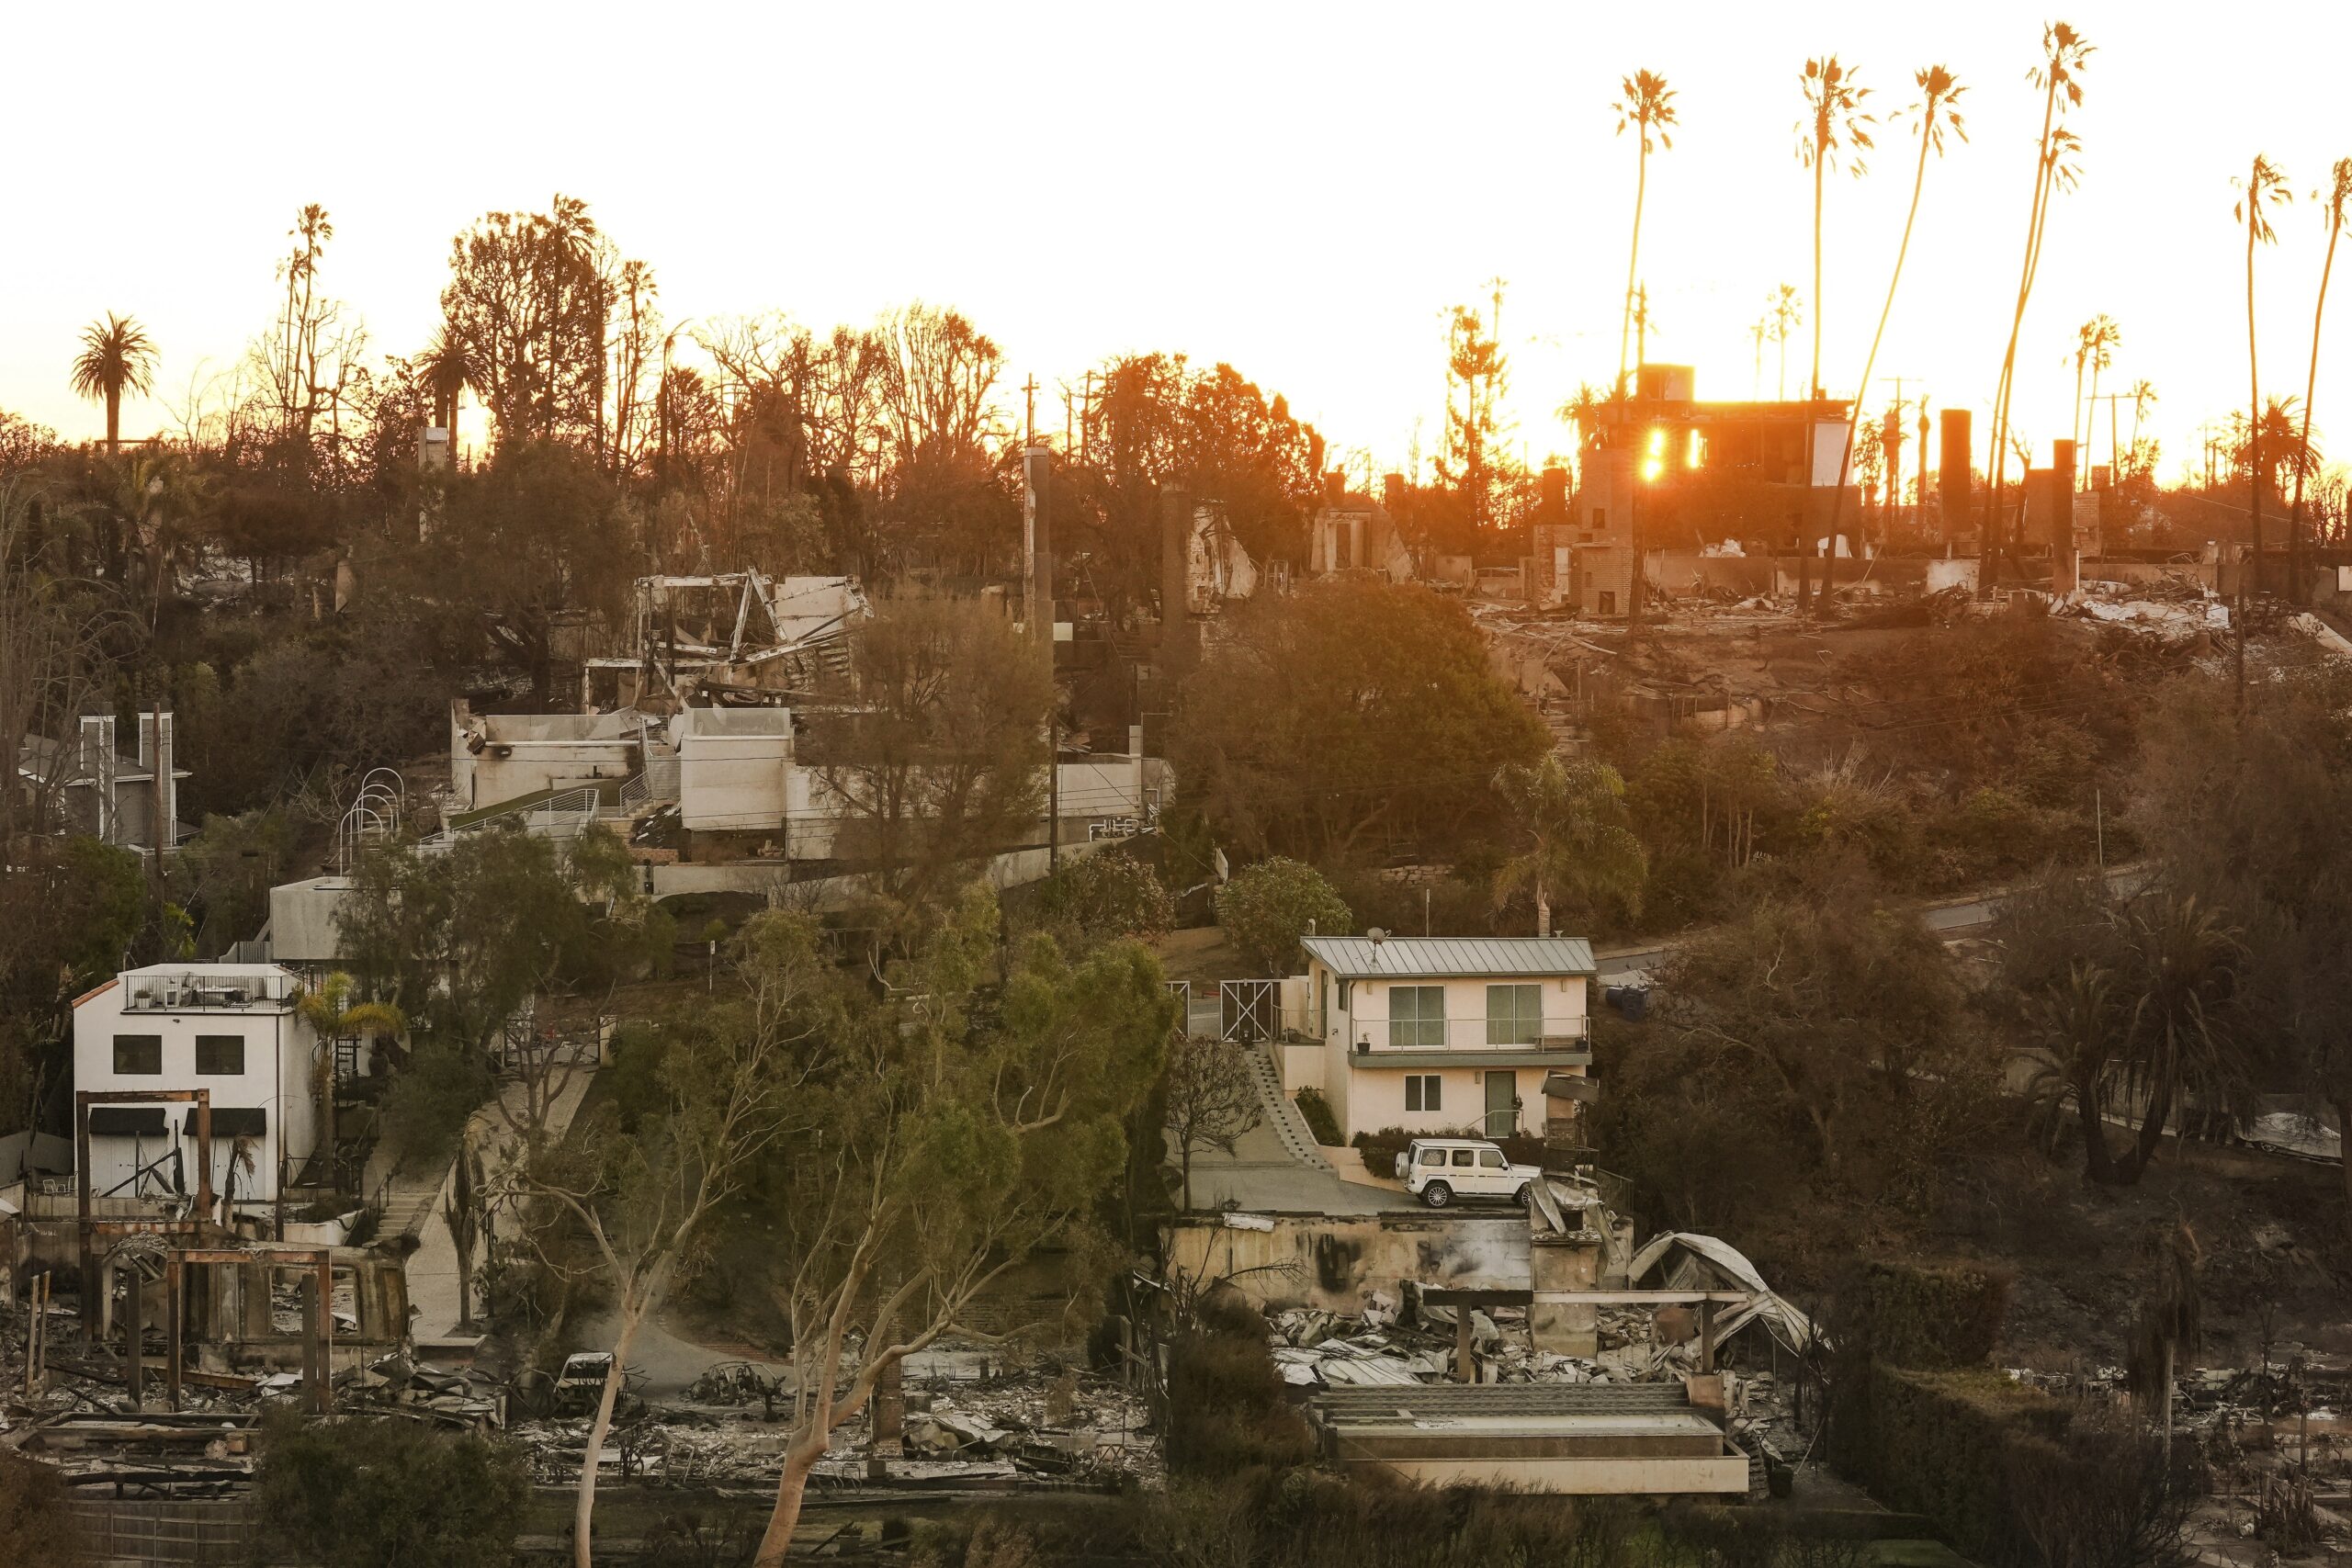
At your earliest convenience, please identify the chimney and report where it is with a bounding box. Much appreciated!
[2050,440,2078,596]
[1323,468,1346,509]
[1023,444,1054,641]
[1382,472,1405,512]
[138,711,177,853]
[1939,409,1972,546]
[1539,466,1567,522]
[78,715,119,844]
[1159,485,1193,669]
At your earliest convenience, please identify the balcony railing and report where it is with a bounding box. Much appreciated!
[1351,1015,1590,1053]
[123,972,295,1011]
[1162,983,1589,1052]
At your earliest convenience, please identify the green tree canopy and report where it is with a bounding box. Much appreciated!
[1173,579,1545,860]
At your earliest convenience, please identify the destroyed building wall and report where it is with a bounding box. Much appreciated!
[673,706,793,832]
[449,699,650,813]
[1166,1212,1533,1314]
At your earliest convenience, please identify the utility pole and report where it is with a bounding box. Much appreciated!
[1046,709,1060,873]
[1023,375,1037,446]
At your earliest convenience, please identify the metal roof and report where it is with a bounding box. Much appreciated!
[1300,935,1596,978]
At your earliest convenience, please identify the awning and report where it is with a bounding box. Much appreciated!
[183,1107,267,1138]
[1542,1073,1600,1102]
[87,1107,167,1136]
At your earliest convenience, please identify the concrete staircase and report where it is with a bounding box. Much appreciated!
[1247,1043,1333,1174]
[378,1164,448,1247]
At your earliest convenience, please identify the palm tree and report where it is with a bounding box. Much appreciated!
[2072,315,2120,484]
[295,973,409,1178]
[2113,896,2245,1185]
[2127,378,2159,479]
[2290,159,2351,587]
[1770,284,1803,400]
[417,326,476,442]
[2128,1219,2202,1461]
[1817,66,1965,614]
[2021,961,2123,1183]
[1988,23,2093,589]
[1796,57,1875,404]
[1490,755,1647,938]
[69,312,158,457]
[2235,154,2291,581]
[1612,70,1678,398]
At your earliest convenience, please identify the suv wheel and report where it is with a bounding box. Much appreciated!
[1421,1180,1453,1209]
[1514,1183,1533,1209]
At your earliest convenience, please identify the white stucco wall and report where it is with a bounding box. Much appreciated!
[72,966,321,1204]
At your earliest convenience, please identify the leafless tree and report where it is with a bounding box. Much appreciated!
[1163,1036,1265,1210]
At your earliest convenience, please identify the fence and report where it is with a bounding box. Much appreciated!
[64,1499,254,1565]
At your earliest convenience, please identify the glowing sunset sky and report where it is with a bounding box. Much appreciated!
[4,0,2347,489]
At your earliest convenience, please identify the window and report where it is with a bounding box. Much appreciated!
[1599,591,1618,615]
[1318,974,1329,1035]
[195,1035,245,1075]
[1419,1147,1448,1168]
[1450,1148,1476,1168]
[1590,507,1607,528]
[1478,1149,1507,1169]
[1388,986,1447,1049]
[1405,1074,1442,1113]
[1487,984,1544,1045]
[113,1034,162,1076]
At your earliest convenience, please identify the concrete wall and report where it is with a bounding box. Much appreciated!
[1361,1456,1748,1495]
[1165,1211,1532,1312]
[674,708,793,832]
[1341,1064,1539,1139]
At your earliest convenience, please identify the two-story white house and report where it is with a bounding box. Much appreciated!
[1288,936,1596,1144]
[71,964,325,1208]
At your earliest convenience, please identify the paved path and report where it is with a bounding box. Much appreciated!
[407,1063,600,1341]
[1170,1043,1419,1216]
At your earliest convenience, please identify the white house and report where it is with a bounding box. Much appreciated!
[1284,936,1596,1144]
[71,964,324,1207]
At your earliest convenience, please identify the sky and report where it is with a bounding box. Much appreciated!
[5,0,2349,489]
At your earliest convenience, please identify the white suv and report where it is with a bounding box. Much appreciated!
[1394,1137,1543,1209]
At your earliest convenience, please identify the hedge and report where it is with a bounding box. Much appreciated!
[1839,1259,2015,1371]
[1350,1125,1551,1179]
[1830,1364,2072,1567]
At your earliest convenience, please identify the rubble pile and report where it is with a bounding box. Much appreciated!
[1265,1293,1712,1390]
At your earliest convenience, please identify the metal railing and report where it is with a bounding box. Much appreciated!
[1160,981,1589,1051]
[123,970,295,1010]
[605,755,683,819]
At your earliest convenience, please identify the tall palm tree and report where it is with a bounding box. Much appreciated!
[2073,314,2120,485]
[69,312,158,457]
[2128,1219,2202,1462]
[2236,155,2291,583]
[417,326,476,441]
[1613,70,1678,398]
[1988,23,2092,589]
[1770,284,1803,400]
[2128,378,2158,475]
[1818,66,1965,612]
[2290,159,2351,587]
[295,973,409,1174]
[1796,57,1875,404]
[1490,755,1647,938]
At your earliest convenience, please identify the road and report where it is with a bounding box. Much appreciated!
[1594,863,2148,982]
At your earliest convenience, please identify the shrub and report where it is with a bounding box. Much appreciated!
[377,1036,495,1169]
[1034,852,1176,948]
[254,1410,529,1568]
[1216,858,1351,974]
[1163,1293,1314,1478]
[1838,1260,2015,1371]
[0,1449,78,1566]
[1292,1088,1342,1146]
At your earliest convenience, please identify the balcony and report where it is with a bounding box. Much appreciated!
[122,971,296,1011]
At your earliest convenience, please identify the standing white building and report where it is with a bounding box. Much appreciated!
[71,964,323,1206]
[1285,937,1596,1144]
